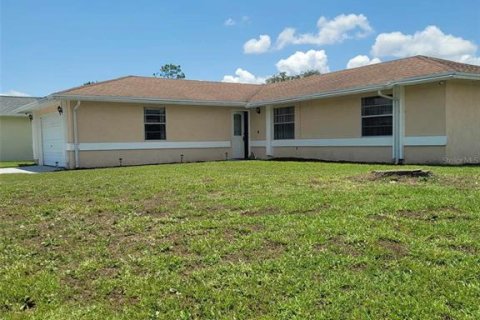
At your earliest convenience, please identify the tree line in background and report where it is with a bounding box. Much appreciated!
[265,70,320,83]
[83,65,321,85]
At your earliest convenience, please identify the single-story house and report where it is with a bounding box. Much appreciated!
[18,55,480,168]
[0,96,39,161]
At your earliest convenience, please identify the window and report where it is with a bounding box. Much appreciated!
[233,113,242,136]
[274,106,295,139]
[361,96,392,136]
[144,108,166,140]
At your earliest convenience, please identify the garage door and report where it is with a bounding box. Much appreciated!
[41,112,65,167]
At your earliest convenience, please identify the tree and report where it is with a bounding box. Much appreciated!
[266,69,320,84]
[83,81,97,86]
[153,64,186,79]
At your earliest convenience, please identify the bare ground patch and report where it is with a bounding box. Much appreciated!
[377,238,407,258]
[315,236,367,257]
[396,207,472,222]
[222,239,286,263]
[351,169,434,185]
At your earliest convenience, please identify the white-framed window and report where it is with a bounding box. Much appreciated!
[361,96,393,136]
[144,108,166,140]
[274,106,295,140]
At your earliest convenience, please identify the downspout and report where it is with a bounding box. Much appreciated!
[377,88,403,164]
[265,105,273,157]
[73,101,81,168]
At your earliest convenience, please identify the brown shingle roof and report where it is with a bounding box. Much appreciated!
[54,76,262,104]
[53,56,480,106]
[248,56,480,104]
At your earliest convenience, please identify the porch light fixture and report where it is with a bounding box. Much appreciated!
[27,114,33,121]
[57,106,63,115]
[256,107,261,114]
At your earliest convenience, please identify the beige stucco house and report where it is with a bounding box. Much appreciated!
[0,96,38,161]
[18,56,480,169]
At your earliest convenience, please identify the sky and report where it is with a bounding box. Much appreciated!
[1,0,480,97]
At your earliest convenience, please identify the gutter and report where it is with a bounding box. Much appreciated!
[73,101,81,168]
[51,94,248,107]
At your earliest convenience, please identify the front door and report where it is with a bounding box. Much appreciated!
[232,112,246,159]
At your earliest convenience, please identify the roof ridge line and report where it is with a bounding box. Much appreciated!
[52,75,135,96]
[415,55,455,71]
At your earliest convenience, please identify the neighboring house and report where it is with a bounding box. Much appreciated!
[19,55,480,169]
[0,96,39,161]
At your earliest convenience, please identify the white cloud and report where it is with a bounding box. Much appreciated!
[0,90,31,97]
[224,18,236,26]
[243,35,271,54]
[276,50,330,75]
[371,25,480,65]
[222,68,266,84]
[276,14,373,49]
[346,55,381,69]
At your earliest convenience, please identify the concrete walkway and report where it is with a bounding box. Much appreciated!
[0,166,63,174]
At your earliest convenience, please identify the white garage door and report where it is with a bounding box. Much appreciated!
[41,112,65,167]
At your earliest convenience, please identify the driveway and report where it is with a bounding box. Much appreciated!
[0,166,62,174]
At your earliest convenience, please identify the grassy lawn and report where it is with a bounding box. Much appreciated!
[0,161,35,168]
[1,161,479,319]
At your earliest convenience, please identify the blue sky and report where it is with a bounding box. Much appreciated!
[1,0,479,96]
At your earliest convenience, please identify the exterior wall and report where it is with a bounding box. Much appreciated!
[251,147,266,159]
[273,146,392,163]
[0,116,33,161]
[445,80,480,164]
[70,148,230,168]
[250,108,266,141]
[297,95,364,139]
[249,85,450,164]
[404,146,445,164]
[62,101,240,168]
[75,101,233,142]
[250,93,393,163]
[404,82,446,137]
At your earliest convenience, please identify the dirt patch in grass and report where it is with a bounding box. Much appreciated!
[222,239,286,263]
[396,207,471,222]
[141,195,179,216]
[107,287,140,309]
[239,207,279,216]
[446,244,478,254]
[350,262,368,271]
[378,239,407,258]
[324,236,367,257]
[221,225,264,242]
[351,171,433,185]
